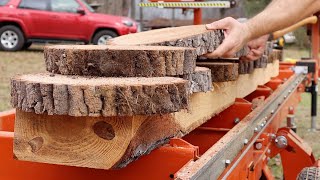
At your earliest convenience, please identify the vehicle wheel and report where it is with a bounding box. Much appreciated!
[0,25,25,51]
[297,167,320,180]
[23,42,32,50]
[92,30,118,45]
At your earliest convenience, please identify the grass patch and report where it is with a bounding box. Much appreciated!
[0,46,45,111]
[283,46,310,60]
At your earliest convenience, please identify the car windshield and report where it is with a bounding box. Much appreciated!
[0,0,9,6]
[79,0,94,13]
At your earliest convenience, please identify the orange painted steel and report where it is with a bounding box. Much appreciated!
[275,128,315,179]
[278,69,295,80]
[0,63,318,179]
[265,78,282,91]
[0,109,15,132]
[245,85,273,102]
[193,8,202,25]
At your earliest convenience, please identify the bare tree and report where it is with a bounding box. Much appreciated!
[86,0,130,16]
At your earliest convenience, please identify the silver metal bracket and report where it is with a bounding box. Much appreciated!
[293,66,308,74]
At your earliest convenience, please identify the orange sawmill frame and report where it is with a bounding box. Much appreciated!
[219,67,314,180]
[0,62,317,180]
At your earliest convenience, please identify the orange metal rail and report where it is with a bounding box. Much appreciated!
[0,62,316,179]
[176,64,314,179]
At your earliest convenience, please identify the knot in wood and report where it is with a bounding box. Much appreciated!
[93,121,115,140]
[28,137,44,153]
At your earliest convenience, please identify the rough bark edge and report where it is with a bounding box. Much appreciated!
[182,67,213,93]
[148,30,248,57]
[197,58,258,75]
[254,55,268,68]
[113,102,232,169]
[44,46,196,77]
[112,114,180,168]
[268,49,283,62]
[11,75,190,116]
[196,62,239,82]
[238,61,254,74]
[110,29,248,57]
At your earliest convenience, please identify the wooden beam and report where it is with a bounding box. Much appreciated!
[13,60,279,170]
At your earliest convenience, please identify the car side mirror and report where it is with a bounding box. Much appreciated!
[77,8,85,15]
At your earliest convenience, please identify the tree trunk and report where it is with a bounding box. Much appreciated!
[86,0,130,16]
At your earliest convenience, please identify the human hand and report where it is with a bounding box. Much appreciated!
[204,17,251,58]
[240,35,269,61]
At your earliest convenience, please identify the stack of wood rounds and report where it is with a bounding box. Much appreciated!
[11,25,280,170]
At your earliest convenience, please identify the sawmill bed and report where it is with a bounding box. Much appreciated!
[12,60,279,170]
[0,62,305,179]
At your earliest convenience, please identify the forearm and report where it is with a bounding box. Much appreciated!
[245,0,320,40]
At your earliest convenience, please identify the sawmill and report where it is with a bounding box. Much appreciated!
[0,0,320,179]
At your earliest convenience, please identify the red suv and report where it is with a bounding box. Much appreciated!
[0,0,137,51]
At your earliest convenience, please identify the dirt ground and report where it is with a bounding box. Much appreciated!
[0,45,319,179]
